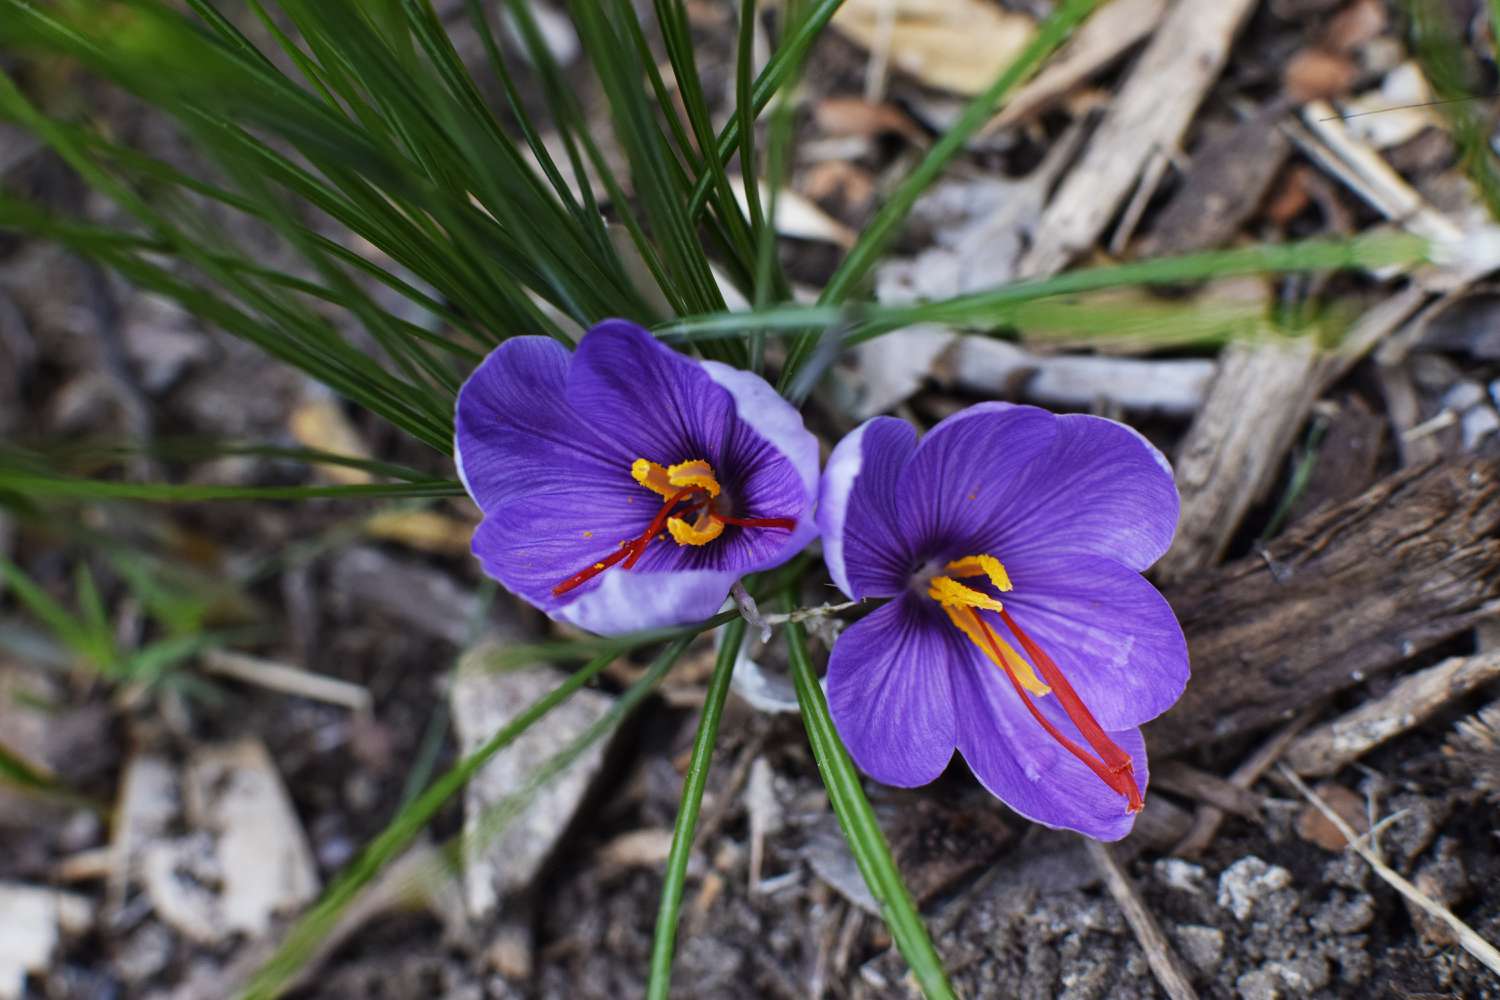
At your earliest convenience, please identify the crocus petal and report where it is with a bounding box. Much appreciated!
[949,653,1148,841]
[826,595,959,787]
[556,564,740,634]
[974,411,1178,571]
[998,552,1189,730]
[567,319,734,467]
[819,417,920,600]
[455,336,619,510]
[896,403,1058,559]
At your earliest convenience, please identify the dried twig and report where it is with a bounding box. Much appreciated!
[1151,760,1262,819]
[1285,649,1500,776]
[1279,766,1500,977]
[201,648,372,713]
[1084,838,1200,1000]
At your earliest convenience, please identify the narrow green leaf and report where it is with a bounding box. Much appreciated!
[0,473,463,503]
[784,613,955,999]
[646,617,745,999]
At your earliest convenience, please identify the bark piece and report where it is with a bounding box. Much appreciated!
[1151,456,1500,755]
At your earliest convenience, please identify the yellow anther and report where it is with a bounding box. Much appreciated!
[667,508,724,546]
[632,458,675,499]
[666,459,720,497]
[631,457,722,500]
[927,575,1005,612]
[940,605,1050,696]
[945,554,1012,593]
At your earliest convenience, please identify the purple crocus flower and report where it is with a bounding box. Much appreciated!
[819,403,1189,840]
[455,320,819,635]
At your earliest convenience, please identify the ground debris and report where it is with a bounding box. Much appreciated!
[450,643,615,919]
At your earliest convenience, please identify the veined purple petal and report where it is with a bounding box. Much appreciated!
[556,565,740,634]
[996,552,1189,730]
[949,652,1148,841]
[973,412,1178,571]
[827,595,959,786]
[896,403,1058,560]
[819,418,920,600]
[454,337,618,510]
[567,319,734,467]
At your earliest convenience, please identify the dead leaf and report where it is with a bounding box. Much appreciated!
[730,176,857,247]
[1284,48,1358,103]
[831,0,1035,97]
[1294,782,1368,851]
[1322,0,1387,54]
[288,395,372,485]
[364,509,476,556]
[812,97,926,145]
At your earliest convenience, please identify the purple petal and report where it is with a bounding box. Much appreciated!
[827,595,959,787]
[998,552,1189,730]
[454,336,618,510]
[567,319,734,467]
[896,403,1059,559]
[976,412,1178,571]
[818,417,920,600]
[949,653,1148,841]
[554,565,740,634]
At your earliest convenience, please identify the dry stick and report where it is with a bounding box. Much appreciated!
[1084,839,1200,1000]
[1172,705,1322,858]
[1019,0,1259,277]
[1279,766,1500,977]
[1284,648,1500,776]
[1150,760,1262,819]
[201,648,373,713]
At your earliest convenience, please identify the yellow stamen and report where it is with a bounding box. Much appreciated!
[632,458,675,499]
[667,507,725,546]
[928,567,1048,696]
[666,459,720,497]
[631,457,722,500]
[945,554,1013,592]
[927,575,1004,612]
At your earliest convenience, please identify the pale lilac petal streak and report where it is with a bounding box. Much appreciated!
[827,595,959,787]
[975,412,1179,571]
[996,552,1189,730]
[558,565,741,634]
[949,652,1147,841]
[819,418,920,600]
[566,320,733,466]
[897,403,1057,560]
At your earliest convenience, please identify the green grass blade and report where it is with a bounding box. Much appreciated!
[0,740,105,813]
[646,617,745,999]
[0,473,463,503]
[784,614,955,999]
[658,232,1429,343]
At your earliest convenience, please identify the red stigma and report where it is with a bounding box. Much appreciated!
[968,607,1142,813]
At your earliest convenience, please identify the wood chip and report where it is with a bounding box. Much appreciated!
[450,644,615,919]
[0,884,92,1000]
[1284,648,1500,775]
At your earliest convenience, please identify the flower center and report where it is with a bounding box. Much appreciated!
[927,554,1143,814]
[551,457,797,597]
